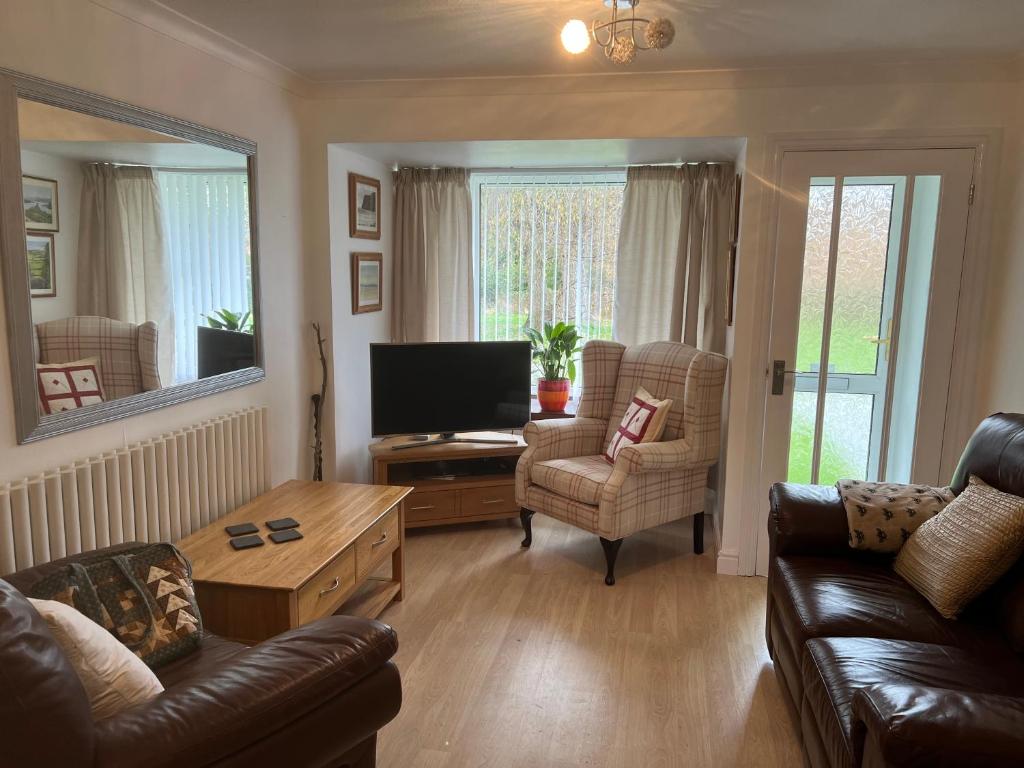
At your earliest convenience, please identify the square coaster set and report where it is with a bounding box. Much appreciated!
[226,517,303,549]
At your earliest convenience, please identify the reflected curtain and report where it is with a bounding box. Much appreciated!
[391,168,473,342]
[157,171,250,383]
[77,164,174,383]
[613,164,736,353]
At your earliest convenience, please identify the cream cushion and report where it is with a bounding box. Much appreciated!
[29,597,163,720]
[604,386,673,463]
[894,475,1024,619]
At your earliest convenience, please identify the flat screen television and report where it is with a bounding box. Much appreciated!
[370,341,531,438]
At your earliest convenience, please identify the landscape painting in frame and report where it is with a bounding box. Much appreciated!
[26,232,56,297]
[348,173,381,239]
[23,176,59,232]
[351,252,383,314]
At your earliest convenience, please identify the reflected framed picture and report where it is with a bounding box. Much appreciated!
[351,252,383,314]
[348,172,381,239]
[26,232,56,298]
[23,175,59,232]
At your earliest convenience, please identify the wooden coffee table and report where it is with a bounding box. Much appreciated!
[178,479,412,644]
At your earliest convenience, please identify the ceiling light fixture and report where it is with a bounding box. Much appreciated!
[561,0,675,65]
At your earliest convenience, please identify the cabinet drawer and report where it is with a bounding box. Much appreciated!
[356,506,400,581]
[461,485,518,516]
[297,546,356,624]
[405,490,456,523]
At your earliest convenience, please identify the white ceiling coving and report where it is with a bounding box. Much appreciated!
[156,0,1024,82]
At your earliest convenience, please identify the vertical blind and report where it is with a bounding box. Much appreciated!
[476,173,625,351]
[157,171,251,383]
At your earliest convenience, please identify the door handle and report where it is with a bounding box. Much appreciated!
[771,360,812,395]
[864,318,893,362]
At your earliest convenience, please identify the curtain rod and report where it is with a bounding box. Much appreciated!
[89,162,247,173]
[395,161,732,172]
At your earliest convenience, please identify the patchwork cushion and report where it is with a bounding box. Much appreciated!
[604,386,672,463]
[837,479,954,553]
[36,357,105,414]
[532,455,613,505]
[27,543,202,669]
[895,475,1024,618]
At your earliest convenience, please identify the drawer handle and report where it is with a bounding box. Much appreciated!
[480,498,506,505]
[410,505,434,511]
[318,577,340,597]
[371,531,389,548]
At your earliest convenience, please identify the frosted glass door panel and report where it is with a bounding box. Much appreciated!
[819,393,876,485]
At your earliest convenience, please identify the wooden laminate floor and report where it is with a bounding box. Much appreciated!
[374,514,802,768]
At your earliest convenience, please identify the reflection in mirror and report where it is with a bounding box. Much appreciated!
[18,98,255,417]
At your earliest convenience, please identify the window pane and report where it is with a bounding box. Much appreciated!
[794,180,835,373]
[828,183,894,375]
[478,180,622,345]
[819,393,875,485]
[787,390,818,484]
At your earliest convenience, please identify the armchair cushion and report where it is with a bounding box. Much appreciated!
[603,386,672,463]
[532,455,612,505]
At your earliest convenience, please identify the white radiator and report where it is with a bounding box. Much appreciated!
[0,406,270,574]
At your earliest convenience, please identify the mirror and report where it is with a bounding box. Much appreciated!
[1,70,262,442]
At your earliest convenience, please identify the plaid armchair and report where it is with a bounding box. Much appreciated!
[516,340,727,584]
[34,316,162,400]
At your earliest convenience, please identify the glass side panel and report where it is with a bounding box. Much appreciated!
[827,183,895,375]
[886,176,942,482]
[794,180,836,373]
[819,393,876,485]
[787,390,818,484]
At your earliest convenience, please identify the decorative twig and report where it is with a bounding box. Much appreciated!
[311,322,328,481]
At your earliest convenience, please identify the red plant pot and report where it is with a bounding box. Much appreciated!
[537,378,570,413]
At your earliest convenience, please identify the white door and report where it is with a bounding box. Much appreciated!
[756,148,975,575]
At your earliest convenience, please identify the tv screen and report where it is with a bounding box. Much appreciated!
[370,341,531,437]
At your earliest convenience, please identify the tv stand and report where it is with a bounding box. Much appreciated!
[391,432,520,450]
[370,432,526,529]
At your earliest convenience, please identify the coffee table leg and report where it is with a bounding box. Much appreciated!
[393,500,406,601]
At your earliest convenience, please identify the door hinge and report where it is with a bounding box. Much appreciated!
[969,183,975,206]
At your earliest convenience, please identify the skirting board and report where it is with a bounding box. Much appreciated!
[716,547,740,576]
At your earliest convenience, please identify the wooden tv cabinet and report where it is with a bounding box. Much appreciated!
[370,432,526,529]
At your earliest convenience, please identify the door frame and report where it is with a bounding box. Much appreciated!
[734,129,1001,577]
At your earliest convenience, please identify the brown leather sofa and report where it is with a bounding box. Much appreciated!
[0,543,402,768]
[766,413,1024,768]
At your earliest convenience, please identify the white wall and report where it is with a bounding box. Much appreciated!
[325,146,393,482]
[21,149,81,323]
[0,0,309,484]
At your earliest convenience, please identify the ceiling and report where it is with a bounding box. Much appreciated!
[336,138,745,169]
[22,141,247,169]
[157,0,1024,82]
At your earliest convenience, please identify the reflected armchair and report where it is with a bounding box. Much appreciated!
[515,340,727,584]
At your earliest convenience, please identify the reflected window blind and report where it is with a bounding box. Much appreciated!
[475,172,625,393]
[158,171,251,383]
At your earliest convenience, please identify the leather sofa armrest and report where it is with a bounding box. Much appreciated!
[768,482,851,557]
[614,438,697,474]
[94,616,399,768]
[853,684,1024,768]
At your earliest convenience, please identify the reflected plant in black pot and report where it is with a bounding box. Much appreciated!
[204,308,253,334]
[197,308,255,378]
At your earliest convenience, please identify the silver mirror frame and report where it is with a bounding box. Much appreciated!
[0,68,264,443]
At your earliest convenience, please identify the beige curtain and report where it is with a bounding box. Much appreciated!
[614,164,736,353]
[77,164,173,382]
[391,168,473,342]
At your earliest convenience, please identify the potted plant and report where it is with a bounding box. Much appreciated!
[525,322,582,413]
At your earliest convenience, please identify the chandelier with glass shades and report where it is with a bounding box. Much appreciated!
[561,0,675,65]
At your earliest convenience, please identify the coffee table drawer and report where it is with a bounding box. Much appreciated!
[297,546,356,624]
[461,485,518,516]
[356,506,400,580]
[405,490,456,523]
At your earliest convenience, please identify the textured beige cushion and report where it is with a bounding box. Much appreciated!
[894,476,1024,619]
[29,597,163,720]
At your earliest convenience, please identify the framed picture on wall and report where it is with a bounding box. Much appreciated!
[351,252,383,314]
[348,172,381,239]
[22,175,59,232]
[26,232,56,298]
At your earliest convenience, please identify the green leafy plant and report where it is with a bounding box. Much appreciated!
[204,308,253,334]
[524,322,583,383]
